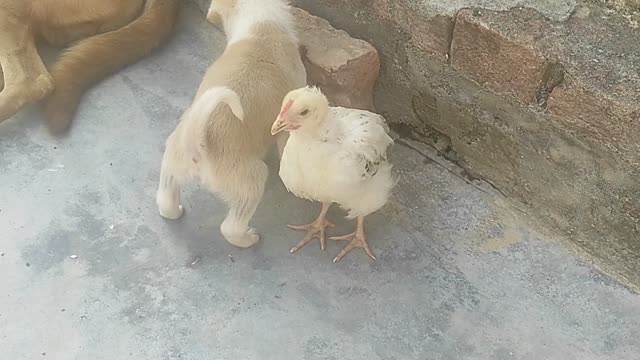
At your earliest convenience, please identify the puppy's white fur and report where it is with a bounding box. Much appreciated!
[157,0,306,248]
[208,0,295,45]
[191,86,244,122]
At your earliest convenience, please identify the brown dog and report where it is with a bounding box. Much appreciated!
[156,0,306,248]
[0,0,178,133]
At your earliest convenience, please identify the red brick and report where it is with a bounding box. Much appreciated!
[450,9,548,105]
[373,0,453,62]
[292,8,380,111]
[544,4,640,155]
[548,83,639,154]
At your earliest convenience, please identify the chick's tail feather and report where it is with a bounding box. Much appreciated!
[46,0,179,134]
[344,162,396,219]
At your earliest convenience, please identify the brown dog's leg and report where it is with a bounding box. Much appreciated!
[0,13,53,122]
[45,0,177,134]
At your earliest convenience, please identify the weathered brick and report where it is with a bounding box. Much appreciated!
[450,9,548,105]
[544,4,640,155]
[548,83,639,155]
[450,5,640,155]
[292,8,380,111]
[373,0,453,62]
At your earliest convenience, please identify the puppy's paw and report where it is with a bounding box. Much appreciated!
[159,204,184,220]
[206,8,222,26]
[224,228,260,248]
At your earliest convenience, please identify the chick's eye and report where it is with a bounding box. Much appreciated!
[300,109,309,116]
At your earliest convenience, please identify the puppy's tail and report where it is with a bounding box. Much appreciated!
[189,87,245,124]
[46,0,179,134]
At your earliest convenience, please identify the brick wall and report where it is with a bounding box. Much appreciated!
[291,0,640,287]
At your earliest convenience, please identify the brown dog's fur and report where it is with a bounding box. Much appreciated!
[156,0,306,248]
[0,0,178,133]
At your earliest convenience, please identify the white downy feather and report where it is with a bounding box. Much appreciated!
[279,105,395,219]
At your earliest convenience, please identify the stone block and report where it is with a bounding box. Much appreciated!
[548,84,639,155]
[544,4,640,156]
[292,7,380,111]
[373,0,453,62]
[450,9,549,105]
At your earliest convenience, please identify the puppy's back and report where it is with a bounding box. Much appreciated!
[196,24,305,163]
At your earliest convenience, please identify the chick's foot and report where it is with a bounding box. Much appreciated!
[330,216,377,263]
[288,202,334,253]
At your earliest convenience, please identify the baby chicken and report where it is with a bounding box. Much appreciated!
[271,86,395,262]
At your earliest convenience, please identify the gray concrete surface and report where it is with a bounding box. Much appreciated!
[1,3,639,359]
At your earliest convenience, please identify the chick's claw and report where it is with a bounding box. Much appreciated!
[287,217,335,253]
[330,216,377,263]
[331,232,377,263]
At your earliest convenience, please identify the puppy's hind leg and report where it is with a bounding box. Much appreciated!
[156,131,187,220]
[218,160,268,248]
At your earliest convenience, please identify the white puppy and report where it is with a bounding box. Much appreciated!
[156,0,306,248]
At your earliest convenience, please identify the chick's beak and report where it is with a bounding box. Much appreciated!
[271,116,288,135]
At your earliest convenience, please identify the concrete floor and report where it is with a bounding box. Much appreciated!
[1,3,639,360]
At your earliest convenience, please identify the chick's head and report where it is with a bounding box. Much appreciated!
[271,86,329,135]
